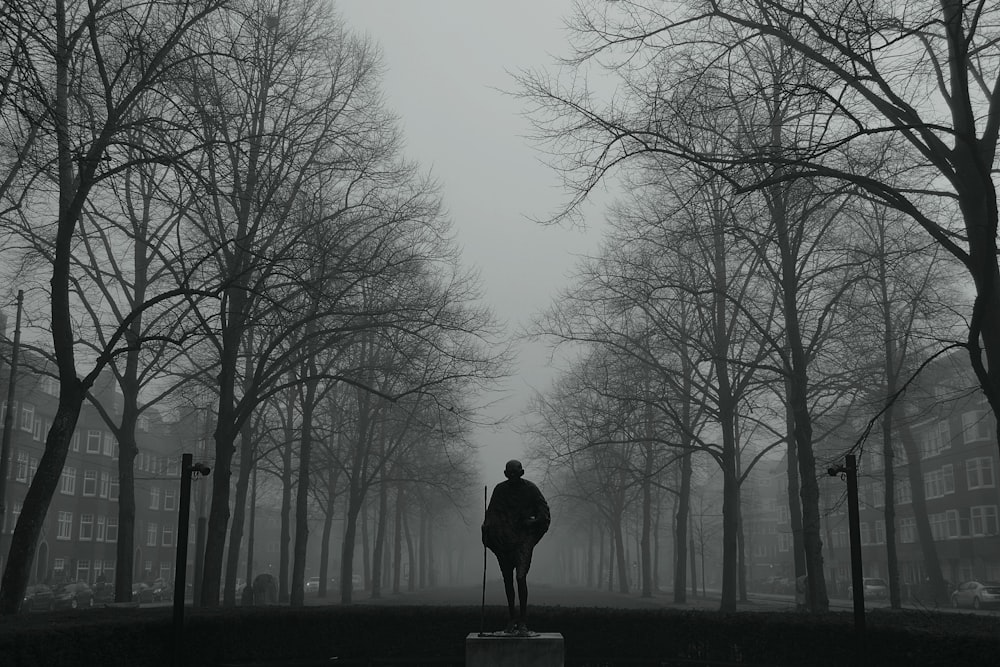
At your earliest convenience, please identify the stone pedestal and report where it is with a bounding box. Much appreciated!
[466,632,564,667]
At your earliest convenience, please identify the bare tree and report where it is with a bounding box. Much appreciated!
[0,0,224,615]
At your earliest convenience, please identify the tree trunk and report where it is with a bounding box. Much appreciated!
[318,466,337,599]
[640,439,654,597]
[340,488,364,603]
[612,511,629,594]
[223,415,254,607]
[278,406,294,603]
[370,469,390,599]
[674,451,692,602]
[898,420,947,603]
[291,374,318,607]
[392,485,403,594]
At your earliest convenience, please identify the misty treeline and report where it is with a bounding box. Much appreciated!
[516,1,999,613]
[0,0,508,614]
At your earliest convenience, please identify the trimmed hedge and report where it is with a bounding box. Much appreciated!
[0,604,998,666]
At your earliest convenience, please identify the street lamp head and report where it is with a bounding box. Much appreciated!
[190,462,211,477]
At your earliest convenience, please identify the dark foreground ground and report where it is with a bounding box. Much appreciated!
[2,585,999,667]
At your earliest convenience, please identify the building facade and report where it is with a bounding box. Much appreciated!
[1,363,188,588]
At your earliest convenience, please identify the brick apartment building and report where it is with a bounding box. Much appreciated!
[0,358,191,588]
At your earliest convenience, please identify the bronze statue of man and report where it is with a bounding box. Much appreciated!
[481,459,550,635]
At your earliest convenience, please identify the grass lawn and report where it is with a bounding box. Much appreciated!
[1,602,999,666]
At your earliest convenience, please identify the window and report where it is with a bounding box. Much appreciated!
[28,457,37,482]
[900,517,916,543]
[60,467,76,495]
[15,452,28,482]
[931,510,961,540]
[875,519,885,544]
[96,516,106,542]
[873,480,885,508]
[778,532,792,552]
[32,418,42,441]
[962,410,991,444]
[79,513,94,541]
[150,456,158,474]
[947,510,960,538]
[109,477,119,501]
[149,486,161,510]
[76,560,90,583]
[925,466,955,499]
[106,518,118,543]
[40,375,58,396]
[167,458,179,476]
[86,430,102,454]
[967,457,995,489]
[71,431,80,452]
[861,522,871,545]
[103,433,115,457]
[82,470,97,496]
[53,558,65,573]
[57,511,73,540]
[895,479,912,505]
[164,489,177,511]
[162,525,174,547]
[971,506,999,536]
[159,563,171,581]
[20,403,34,432]
[103,561,115,580]
[137,416,149,432]
[146,522,158,547]
[99,471,110,499]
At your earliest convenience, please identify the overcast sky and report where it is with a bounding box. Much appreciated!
[335,0,609,483]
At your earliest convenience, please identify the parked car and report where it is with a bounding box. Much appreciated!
[132,582,154,604]
[21,584,54,612]
[52,581,94,610]
[951,581,1000,609]
[304,577,321,594]
[92,580,115,604]
[151,578,172,602]
[847,577,888,600]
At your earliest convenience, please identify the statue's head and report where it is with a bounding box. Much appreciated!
[504,459,525,479]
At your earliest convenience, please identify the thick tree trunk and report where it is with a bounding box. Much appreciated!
[340,483,364,603]
[318,469,336,599]
[674,451,692,602]
[640,439,654,597]
[392,485,403,594]
[612,512,629,594]
[898,420,947,603]
[223,417,254,607]
[278,412,293,603]
[370,471,390,599]
[785,382,806,582]
[291,375,318,607]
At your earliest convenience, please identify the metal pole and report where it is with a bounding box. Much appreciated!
[480,484,487,636]
[172,454,194,667]
[845,455,866,636]
[0,291,24,523]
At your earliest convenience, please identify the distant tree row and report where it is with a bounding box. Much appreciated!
[0,0,507,614]
[519,0,992,612]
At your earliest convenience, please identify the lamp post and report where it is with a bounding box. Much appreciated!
[828,454,866,636]
[172,453,211,667]
[0,290,24,530]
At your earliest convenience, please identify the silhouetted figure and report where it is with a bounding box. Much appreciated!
[252,573,277,605]
[481,459,550,635]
